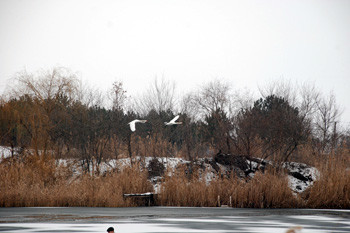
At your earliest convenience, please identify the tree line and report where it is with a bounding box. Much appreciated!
[0,67,348,172]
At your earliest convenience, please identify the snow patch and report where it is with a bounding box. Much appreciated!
[0,146,14,159]
[283,162,319,193]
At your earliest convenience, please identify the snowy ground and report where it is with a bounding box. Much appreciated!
[0,207,349,233]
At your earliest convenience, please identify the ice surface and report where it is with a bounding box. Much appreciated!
[1,215,349,233]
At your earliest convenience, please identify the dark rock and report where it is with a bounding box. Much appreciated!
[215,153,248,171]
[244,169,254,176]
[289,171,309,182]
[208,159,220,173]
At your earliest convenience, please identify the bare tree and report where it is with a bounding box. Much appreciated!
[189,79,236,154]
[179,93,199,121]
[13,67,78,105]
[109,81,127,111]
[314,91,342,152]
[76,81,104,108]
[193,79,233,119]
[133,76,177,116]
[10,67,79,157]
[298,82,320,121]
[231,87,255,115]
[258,79,298,107]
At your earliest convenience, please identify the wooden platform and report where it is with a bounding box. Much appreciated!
[123,192,156,206]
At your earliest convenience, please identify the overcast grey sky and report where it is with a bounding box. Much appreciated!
[0,0,349,125]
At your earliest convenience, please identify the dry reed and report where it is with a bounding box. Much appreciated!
[157,168,299,208]
[303,149,350,208]
[230,170,300,208]
[0,156,152,207]
[1,147,349,208]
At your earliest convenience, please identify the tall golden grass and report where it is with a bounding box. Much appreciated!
[302,148,350,209]
[1,148,349,208]
[157,168,299,208]
[0,155,152,207]
[158,168,217,207]
[231,171,300,208]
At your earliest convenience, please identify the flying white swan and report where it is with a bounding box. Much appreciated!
[164,115,182,126]
[128,119,147,132]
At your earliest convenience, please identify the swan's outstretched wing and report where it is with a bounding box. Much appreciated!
[170,115,179,123]
[129,121,136,132]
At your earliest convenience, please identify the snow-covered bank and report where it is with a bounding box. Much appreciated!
[95,155,319,194]
[284,162,319,193]
[0,145,319,194]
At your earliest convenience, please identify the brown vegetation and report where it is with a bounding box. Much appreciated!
[0,68,349,208]
[158,167,299,208]
[0,155,152,207]
[0,148,349,208]
[302,149,350,209]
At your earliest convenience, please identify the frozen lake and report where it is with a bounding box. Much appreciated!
[0,207,349,233]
